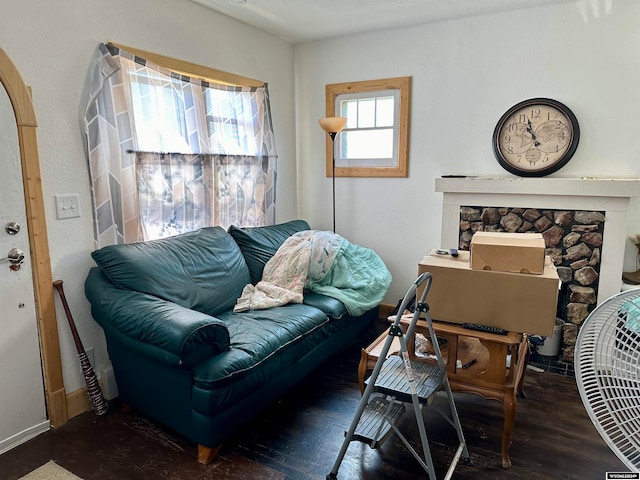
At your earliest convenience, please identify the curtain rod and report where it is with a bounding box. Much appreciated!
[127,150,275,159]
[127,150,238,156]
[127,150,192,155]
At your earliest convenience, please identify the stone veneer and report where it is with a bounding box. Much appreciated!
[459,206,605,364]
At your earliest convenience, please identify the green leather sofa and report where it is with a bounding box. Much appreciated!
[84,220,381,463]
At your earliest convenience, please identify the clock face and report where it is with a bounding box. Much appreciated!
[493,98,579,177]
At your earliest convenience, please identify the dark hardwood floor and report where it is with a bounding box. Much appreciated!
[0,319,627,479]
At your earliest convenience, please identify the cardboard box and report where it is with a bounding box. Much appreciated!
[418,250,559,336]
[470,231,546,274]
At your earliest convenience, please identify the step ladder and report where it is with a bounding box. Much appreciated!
[327,272,470,480]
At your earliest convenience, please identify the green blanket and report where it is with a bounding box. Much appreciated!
[307,236,392,316]
[234,230,391,317]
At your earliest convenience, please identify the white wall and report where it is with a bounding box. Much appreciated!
[0,0,296,395]
[295,0,640,304]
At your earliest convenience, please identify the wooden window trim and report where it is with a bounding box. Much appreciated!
[325,76,411,178]
[108,42,264,87]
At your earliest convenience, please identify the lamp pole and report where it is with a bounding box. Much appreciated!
[318,117,347,233]
[329,131,337,233]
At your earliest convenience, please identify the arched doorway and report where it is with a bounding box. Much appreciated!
[0,47,67,429]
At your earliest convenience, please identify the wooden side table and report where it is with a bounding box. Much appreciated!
[358,317,528,469]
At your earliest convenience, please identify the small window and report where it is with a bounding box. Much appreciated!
[325,77,411,177]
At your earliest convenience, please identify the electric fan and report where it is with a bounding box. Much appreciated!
[575,289,640,471]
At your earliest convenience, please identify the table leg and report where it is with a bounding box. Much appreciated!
[358,348,367,395]
[516,335,529,399]
[501,388,516,469]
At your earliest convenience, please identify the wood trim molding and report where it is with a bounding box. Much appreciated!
[324,76,411,178]
[65,381,105,420]
[0,48,67,427]
[108,42,265,88]
[378,303,395,321]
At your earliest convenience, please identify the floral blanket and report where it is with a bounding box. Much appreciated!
[234,230,391,317]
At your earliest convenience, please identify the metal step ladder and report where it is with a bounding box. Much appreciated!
[327,272,470,480]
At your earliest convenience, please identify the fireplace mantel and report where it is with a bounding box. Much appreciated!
[435,176,640,305]
[436,176,640,198]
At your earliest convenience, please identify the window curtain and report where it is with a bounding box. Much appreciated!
[135,152,214,240]
[83,43,277,247]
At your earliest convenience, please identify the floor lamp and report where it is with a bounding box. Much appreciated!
[318,116,347,232]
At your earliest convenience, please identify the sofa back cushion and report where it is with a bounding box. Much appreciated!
[228,219,310,284]
[91,227,250,316]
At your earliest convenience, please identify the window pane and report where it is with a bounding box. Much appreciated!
[357,98,375,128]
[341,129,394,159]
[340,100,358,129]
[376,96,395,127]
[205,89,247,155]
[131,82,191,152]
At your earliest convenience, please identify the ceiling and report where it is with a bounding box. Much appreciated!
[192,0,574,43]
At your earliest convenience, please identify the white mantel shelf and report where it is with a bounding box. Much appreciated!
[435,176,640,306]
[436,176,640,198]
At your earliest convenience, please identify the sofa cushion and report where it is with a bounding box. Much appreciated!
[228,219,310,284]
[193,304,328,389]
[91,227,250,316]
[190,304,377,414]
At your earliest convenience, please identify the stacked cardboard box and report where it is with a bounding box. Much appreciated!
[470,232,546,274]
[419,236,559,336]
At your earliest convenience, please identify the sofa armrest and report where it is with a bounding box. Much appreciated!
[85,268,230,368]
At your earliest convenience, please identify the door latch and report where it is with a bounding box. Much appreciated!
[2,247,24,271]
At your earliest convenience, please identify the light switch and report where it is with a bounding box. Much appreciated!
[55,194,80,219]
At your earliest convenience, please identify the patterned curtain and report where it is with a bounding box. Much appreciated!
[135,152,213,240]
[83,43,277,247]
[216,154,274,228]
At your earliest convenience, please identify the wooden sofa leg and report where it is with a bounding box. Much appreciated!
[198,444,221,464]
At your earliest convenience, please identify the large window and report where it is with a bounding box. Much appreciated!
[83,43,277,247]
[325,77,411,177]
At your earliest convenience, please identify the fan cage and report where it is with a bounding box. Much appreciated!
[575,288,640,472]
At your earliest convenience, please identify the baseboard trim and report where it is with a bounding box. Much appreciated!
[379,303,394,320]
[66,385,94,420]
[65,379,107,420]
[0,420,50,455]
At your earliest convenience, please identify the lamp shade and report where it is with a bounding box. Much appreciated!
[318,116,347,133]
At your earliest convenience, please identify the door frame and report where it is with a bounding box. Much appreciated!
[0,48,67,427]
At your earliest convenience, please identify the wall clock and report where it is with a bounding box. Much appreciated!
[492,98,580,177]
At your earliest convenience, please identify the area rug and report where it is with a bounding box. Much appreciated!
[18,461,82,480]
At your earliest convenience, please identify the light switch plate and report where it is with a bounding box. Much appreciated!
[55,193,80,219]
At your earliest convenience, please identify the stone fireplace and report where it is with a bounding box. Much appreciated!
[458,205,603,363]
[436,177,640,370]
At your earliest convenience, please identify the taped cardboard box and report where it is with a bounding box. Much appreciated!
[418,250,559,336]
[470,231,546,274]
